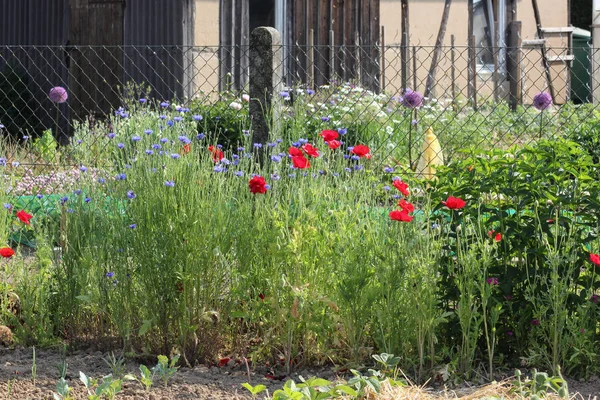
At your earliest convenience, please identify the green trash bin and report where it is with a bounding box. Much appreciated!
[572,28,591,104]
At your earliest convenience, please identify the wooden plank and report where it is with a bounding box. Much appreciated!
[381,25,385,91]
[507,21,522,110]
[370,0,380,91]
[424,0,453,99]
[467,0,474,103]
[333,0,344,79]
[451,34,456,110]
[470,34,478,110]
[293,0,305,82]
[317,0,329,85]
[531,0,555,102]
[401,0,409,92]
[308,28,314,89]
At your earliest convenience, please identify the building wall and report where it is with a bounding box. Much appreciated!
[380,0,571,104]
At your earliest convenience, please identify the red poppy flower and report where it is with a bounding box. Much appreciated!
[590,253,600,266]
[320,129,339,142]
[302,143,320,158]
[289,147,304,157]
[16,210,33,225]
[488,230,502,242]
[182,144,191,154]
[397,199,414,213]
[326,140,341,150]
[389,209,413,222]
[208,145,224,162]
[248,175,268,194]
[218,357,231,367]
[442,196,466,210]
[392,180,410,197]
[292,155,310,169]
[258,293,265,301]
[0,247,15,258]
[351,144,371,158]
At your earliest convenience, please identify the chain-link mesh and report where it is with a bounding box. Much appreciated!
[0,41,595,204]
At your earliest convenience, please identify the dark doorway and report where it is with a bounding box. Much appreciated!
[249,0,275,32]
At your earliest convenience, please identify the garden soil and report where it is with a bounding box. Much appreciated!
[0,346,599,399]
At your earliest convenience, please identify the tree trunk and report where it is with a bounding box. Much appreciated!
[424,0,452,99]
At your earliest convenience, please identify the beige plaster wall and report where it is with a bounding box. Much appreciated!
[380,0,570,104]
[192,0,220,96]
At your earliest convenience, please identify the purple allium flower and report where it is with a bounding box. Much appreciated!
[107,132,116,139]
[160,138,168,143]
[164,180,175,187]
[271,155,282,162]
[193,115,203,121]
[127,190,136,199]
[171,153,180,159]
[178,136,191,144]
[234,171,244,177]
[402,89,423,109]
[160,101,169,108]
[144,129,153,135]
[129,223,137,229]
[196,133,205,140]
[384,167,394,173]
[49,86,68,103]
[139,98,147,104]
[117,143,125,149]
[533,91,553,110]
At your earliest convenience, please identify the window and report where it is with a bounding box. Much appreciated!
[473,0,507,75]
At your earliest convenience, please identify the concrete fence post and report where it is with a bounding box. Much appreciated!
[249,27,283,163]
[593,0,600,104]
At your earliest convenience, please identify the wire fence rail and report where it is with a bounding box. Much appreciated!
[0,42,596,202]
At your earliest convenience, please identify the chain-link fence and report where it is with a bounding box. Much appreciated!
[0,42,596,201]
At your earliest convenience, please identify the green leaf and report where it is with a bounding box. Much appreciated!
[138,320,152,336]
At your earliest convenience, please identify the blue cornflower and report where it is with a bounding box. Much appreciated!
[144,129,153,135]
[318,170,325,175]
[288,173,296,178]
[306,89,315,95]
[107,132,116,139]
[234,171,244,177]
[164,180,175,187]
[271,155,282,163]
[253,143,263,149]
[392,194,401,199]
[73,189,82,195]
[125,164,132,169]
[265,184,271,190]
[193,115,203,121]
[242,129,250,136]
[160,101,169,108]
[292,142,301,148]
[80,165,88,172]
[84,197,91,203]
[146,149,154,155]
[271,173,280,181]
[221,158,231,165]
[216,144,223,149]
[354,165,364,171]
[12,161,20,168]
[77,140,82,145]
[338,128,348,135]
[3,203,11,209]
[132,135,141,142]
[237,147,245,152]
[66,208,74,213]
[174,116,183,122]
[117,143,125,149]
[116,173,127,180]
[97,178,106,184]
[23,135,29,140]
[267,142,277,148]
[129,223,137,229]
[60,196,68,205]
[0,124,4,129]
[345,167,352,172]
[351,155,360,161]
[321,116,330,122]
[196,133,205,140]
[383,185,391,191]
[178,136,191,144]
[332,173,340,177]
[232,154,239,159]
[127,190,136,199]
[213,165,226,173]
[280,91,290,98]
[384,167,394,173]
[139,98,147,104]
[160,138,168,143]
[171,153,180,159]
[298,138,308,145]
[106,271,115,278]
[159,115,167,120]
[0,158,6,166]
[36,194,43,199]
[167,120,175,127]
[152,144,161,150]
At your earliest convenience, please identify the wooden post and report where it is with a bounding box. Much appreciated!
[355,31,361,84]
[401,0,410,91]
[308,29,315,89]
[470,34,478,110]
[507,21,522,111]
[424,0,453,99]
[594,0,600,104]
[381,26,386,92]
[493,9,500,103]
[451,34,456,110]
[531,0,555,102]
[412,46,418,91]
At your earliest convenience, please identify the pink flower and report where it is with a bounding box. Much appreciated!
[486,277,499,285]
